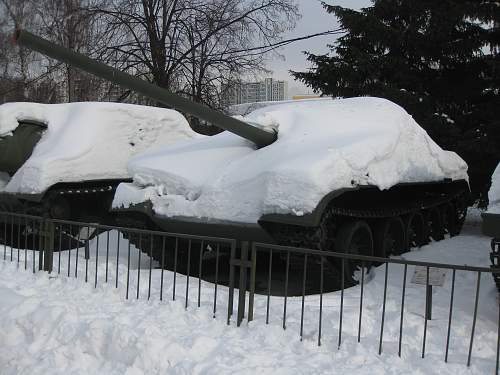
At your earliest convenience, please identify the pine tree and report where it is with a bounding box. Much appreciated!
[293,0,499,204]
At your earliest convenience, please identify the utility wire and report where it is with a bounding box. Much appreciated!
[0,29,345,98]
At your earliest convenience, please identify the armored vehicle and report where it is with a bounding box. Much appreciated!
[14,30,470,283]
[0,87,197,249]
[482,163,500,290]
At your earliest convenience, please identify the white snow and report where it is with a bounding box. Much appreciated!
[487,163,500,213]
[0,102,199,194]
[113,97,468,223]
[0,209,497,374]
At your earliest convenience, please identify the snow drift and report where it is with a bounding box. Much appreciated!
[487,163,500,213]
[113,97,468,224]
[0,102,199,194]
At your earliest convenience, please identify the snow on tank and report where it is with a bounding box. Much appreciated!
[113,97,468,223]
[0,102,199,195]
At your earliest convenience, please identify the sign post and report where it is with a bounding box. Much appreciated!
[411,266,446,320]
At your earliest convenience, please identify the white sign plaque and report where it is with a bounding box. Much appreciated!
[411,266,446,287]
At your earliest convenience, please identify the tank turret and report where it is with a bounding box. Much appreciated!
[13,29,277,149]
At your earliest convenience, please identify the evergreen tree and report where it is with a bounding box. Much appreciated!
[293,0,499,204]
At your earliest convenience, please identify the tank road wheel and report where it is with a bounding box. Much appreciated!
[404,212,426,249]
[425,207,445,241]
[441,203,457,237]
[373,217,406,258]
[335,220,373,286]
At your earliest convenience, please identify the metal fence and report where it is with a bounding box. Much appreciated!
[1,211,499,373]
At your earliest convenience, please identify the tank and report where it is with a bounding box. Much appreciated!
[1,31,204,248]
[14,29,470,284]
[482,163,500,238]
[482,163,500,290]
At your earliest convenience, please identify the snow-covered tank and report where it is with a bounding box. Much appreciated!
[15,29,470,282]
[0,101,197,246]
[482,163,500,291]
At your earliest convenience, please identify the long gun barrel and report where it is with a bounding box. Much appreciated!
[13,29,277,148]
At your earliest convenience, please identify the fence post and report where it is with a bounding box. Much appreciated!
[227,243,236,325]
[237,242,249,327]
[38,220,44,271]
[43,219,54,273]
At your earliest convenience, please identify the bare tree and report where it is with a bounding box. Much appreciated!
[94,0,299,108]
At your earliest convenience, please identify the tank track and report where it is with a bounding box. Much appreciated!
[0,181,121,250]
[266,188,468,287]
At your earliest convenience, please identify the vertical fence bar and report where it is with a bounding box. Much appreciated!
[126,238,131,299]
[148,234,153,300]
[445,269,456,363]
[318,256,324,347]
[467,271,481,367]
[160,236,166,301]
[248,246,257,323]
[185,239,192,309]
[10,214,13,261]
[67,224,72,277]
[173,238,178,301]
[339,258,345,349]
[37,221,43,271]
[358,261,365,343]
[24,217,28,269]
[16,217,20,264]
[300,254,308,341]
[85,236,89,283]
[3,216,6,260]
[213,244,220,318]
[266,249,273,325]
[105,230,110,283]
[378,262,389,355]
[398,264,408,357]
[57,224,62,274]
[227,242,236,325]
[95,231,100,288]
[43,220,54,273]
[32,220,36,273]
[115,232,120,289]
[75,229,81,278]
[136,234,142,299]
[422,266,430,358]
[283,251,290,330]
[198,241,204,308]
[237,242,249,327]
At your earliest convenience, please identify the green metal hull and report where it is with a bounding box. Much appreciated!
[482,212,500,238]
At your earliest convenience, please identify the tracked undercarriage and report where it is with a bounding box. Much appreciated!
[0,180,123,250]
[117,179,469,290]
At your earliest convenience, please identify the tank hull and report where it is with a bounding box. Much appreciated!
[114,179,470,246]
[482,213,500,238]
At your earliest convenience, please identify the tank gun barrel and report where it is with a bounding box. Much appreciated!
[13,29,277,148]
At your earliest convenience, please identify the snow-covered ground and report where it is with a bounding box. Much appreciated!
[0,102,198,194]
[0,209,497,374]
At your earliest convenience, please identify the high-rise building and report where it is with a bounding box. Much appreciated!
[222,78,288,107]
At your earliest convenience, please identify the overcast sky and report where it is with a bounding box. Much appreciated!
[265,0,371,97]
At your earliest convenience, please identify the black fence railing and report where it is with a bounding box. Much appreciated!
[1,211,499,373]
